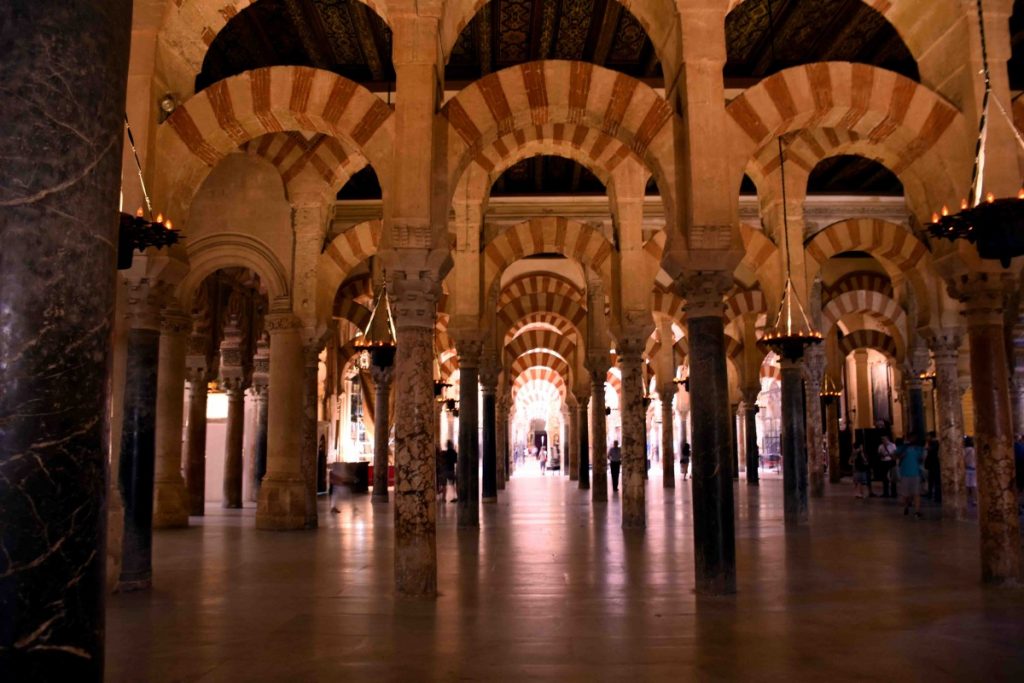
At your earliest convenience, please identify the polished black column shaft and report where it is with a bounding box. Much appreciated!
[481,388,497,502]
[0,0,131,676]
[687,314,736,594]
[118,325,160,590]
[780,359,809,526]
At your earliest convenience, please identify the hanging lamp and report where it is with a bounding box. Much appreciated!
[354,280,398,368]
[924,0,1024,267]
[820,374,842,402]
[756,0,822,361]
[118,114,180,269]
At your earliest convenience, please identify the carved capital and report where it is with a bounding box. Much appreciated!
[675,271,733,319]
[946,271,1015,326]
[454,337,483,369]
[370,363,394,387]
[160,306,192,338]
[264,311,303,334]
[123,278,165,331]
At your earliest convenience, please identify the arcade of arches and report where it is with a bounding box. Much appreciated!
[3,0,1024,678]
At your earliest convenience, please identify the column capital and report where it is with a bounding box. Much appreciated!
[123,277,166,331]
[220,376,248,394]
[615,333,647,361]
[454,336,483,368]
[947,271,1015,326]
[478,362,499,392]
[675,271,733,319]
[264,311,303,335]
[926,327,964,359]
[160,306,192,338]
[741,385,760,406]
[370,363,395,386]
[389,275,440,330]
[251,336,270,393]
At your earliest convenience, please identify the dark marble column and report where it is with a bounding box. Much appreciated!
[907,376,927,440]
[681,276,736,594]
[255,313,307,530]
[389,272,439,597]
[251,336,270,497]
[619,336,647,528]
[371,364,394,502]
[218,318,246,510]
[825,394,841,484]
[957,275,1021,584]
[184,359,210,516]
[456,340,481,527]
[0,1,130,673]
[577,397,591,490]
[153,308,191,528]
[731,403,740,480]
[1011,374,1024,439]
[568,399,580,481]
[660,390,676,489]
[589,364,609,501]
[780,358,809,527]
[221,384,245,508]
[741,388,760,486]
[300,344,319,529]
[495,394,508,490]
[931,331,967,520]
[803,346,826,497]
[480,365,498,503]
[117,282,162,592]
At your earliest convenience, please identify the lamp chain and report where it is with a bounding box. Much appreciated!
[124,113,154,219]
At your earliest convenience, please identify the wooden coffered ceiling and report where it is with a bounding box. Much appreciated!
[200,0,937,198]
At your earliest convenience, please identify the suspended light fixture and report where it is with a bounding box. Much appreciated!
[756,0,822,362]
[924,0,1024,267]
[118,114,180,269]
[820,374,842,402]
[354,280,398,369]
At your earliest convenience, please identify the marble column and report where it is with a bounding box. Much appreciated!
[780,358,809,526]
[389,274,439,597]
[619,336,647,529]
[117,281,162,594]
[1011,372,1024,438]
[682,276,736,594]
[219,318,246,510]
[932,333,967,520]
[825,395,842,484]
[495,394,508,490]
[456,340,481,527]
[480,365,498,503]
[853,349,872,428]
[184,353,211,516]
[660,389,676,489]
[153,308,191,528]
[740,388,760,486]
[960,276,1021,583]
[371,364,394,502]
[568,400,580,481]
[803,346,826,498]
[255,312,307,530]
[577,396,591,490]
[590,364,609,501]
[221,383,245,508]
[251,336,270,496]
[300,344,319,529]
[907,375,927,440]
[731,403,740,480]
[0,0,131,672]
[577,393,593,489]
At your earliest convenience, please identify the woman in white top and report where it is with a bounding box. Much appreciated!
[964,436,977,506]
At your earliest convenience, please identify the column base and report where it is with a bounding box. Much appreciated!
[153,479,190,529]
[256,475,308,530]
[372,491,390,502]
[116,575,152,593]
[483,496,497,503]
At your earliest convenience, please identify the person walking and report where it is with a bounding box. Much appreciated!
[964,436,977,507]
[680,442,691,480]
[851,441,869,499]
[878,435,898,498]
[442,440,458,503]
[898,433,925,517]
[609,440,622,491]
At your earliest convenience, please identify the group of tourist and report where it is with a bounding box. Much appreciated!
[850,430,1024,517]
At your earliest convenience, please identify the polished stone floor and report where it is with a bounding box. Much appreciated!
[107,467,1024,681]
